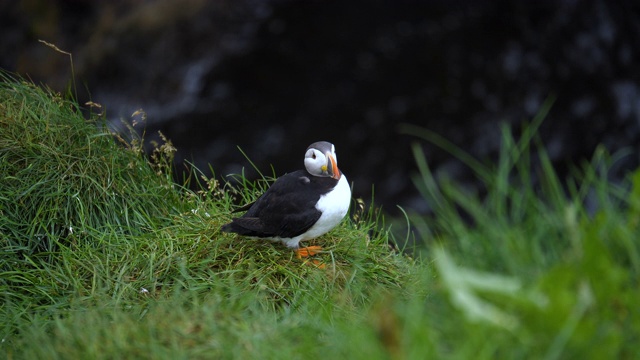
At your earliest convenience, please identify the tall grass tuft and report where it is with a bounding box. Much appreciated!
[397,103,640,358]
[0,72,179,244]
[0,71,181,337]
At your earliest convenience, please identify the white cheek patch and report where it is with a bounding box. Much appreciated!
[304,151,329,176]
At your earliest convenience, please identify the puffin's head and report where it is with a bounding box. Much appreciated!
[304,141,341,180]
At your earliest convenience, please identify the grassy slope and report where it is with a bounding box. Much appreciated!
[1,73,639,359]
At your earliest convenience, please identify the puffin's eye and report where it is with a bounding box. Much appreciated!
[311,153,316,159]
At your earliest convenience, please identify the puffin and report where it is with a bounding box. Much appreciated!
[221,141,351,257]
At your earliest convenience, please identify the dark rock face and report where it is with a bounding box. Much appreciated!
[2,0,639,214]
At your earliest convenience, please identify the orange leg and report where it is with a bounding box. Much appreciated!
[295,245,323,258]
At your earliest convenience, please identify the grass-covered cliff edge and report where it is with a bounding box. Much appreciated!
[1,73,638,359]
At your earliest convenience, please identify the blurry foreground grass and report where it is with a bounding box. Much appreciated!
[1,72,639,359]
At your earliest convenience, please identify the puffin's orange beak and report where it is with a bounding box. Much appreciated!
[326,152,340,180]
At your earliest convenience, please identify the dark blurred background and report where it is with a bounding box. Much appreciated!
[2,0,639,216]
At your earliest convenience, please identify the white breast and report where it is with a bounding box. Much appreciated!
[302,174,351,240]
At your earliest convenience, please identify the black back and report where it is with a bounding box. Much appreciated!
[221,170,338,238]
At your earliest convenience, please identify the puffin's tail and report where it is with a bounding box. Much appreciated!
[221,217,265,237]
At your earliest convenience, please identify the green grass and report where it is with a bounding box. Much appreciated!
[1,72,639,359]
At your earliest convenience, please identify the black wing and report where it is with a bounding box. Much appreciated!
[222,170,337,238]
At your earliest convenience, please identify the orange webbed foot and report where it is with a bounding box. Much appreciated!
[295,246,323,258]
[307,259,326,269]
